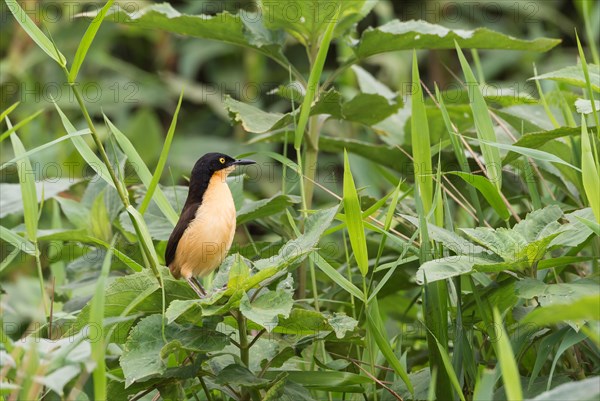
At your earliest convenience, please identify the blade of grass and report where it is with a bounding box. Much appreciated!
[138,90,184,220]
[576,32,600,136]
[293,6,339,150]
[0,101,20,122]
[447,171,510,220]
[310,253,364,301]
[492,308,523,401]
[411,50,434,217]
[581,118,600,222]
[1,129,90,170]
[0,109,43,143]
[69,0,114,82]
[342,150,369,278]
[4,0,66,66]
[7,117,47,316]
[88,237,115,401]
[52,102,115,188]
[366,301,413,395]
[104,115,178,225]
[432,334,467,401]
[532,64,561,129]
[456,43,503,190]
[435,84,484,222]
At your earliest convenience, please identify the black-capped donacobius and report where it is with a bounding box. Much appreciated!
[165,153,255,297]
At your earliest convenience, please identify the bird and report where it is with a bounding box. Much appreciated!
[165,152,255,298]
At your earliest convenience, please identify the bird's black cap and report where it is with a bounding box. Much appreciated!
[191,153,255,176]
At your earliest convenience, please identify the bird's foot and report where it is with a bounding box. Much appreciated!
[186,277,207,299]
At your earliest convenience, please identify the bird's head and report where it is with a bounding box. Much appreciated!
[191,153,256,183]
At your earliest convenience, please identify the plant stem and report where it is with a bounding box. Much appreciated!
[236,310,250,400]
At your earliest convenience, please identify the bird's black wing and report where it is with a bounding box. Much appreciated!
[165,203,200,267]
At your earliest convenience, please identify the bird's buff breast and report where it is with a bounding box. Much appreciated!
[173,171,236,278]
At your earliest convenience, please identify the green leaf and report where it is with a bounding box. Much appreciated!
[0,180,78,218]
[448,172,509,220]
[493,308,523,401]
[456,44,503,190]
[502,127,580,165]
[526,377,600,401]
[240,289,294,332]
[410,51,434,217]
[237,194,300,225]
[0,225,36,256]
[343,150,369,277]
[365,302,413,395]
[311,253,364,300]
[52,102,115,188]
[120,314,229,387]
[581,119,600,222]
[89,239,114,401]
[264,370,370,392]
[480,138,582,172]
[515,278,599,306]
[4,0,67,66]
[354,20,560,59]
[215,364,270,389]
[9,129,37,241]
[103,3,289,70]
[416,256,497,284]
[139,91,184,217]
[259,0,375,46]
[105,116,179,226]
[55,197,89,228]
[522,295,600,326]
[530,64,600,92]
[69,0,114,82]
[0,109,44,143]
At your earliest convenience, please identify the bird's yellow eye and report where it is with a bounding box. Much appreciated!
[219,157,225,164]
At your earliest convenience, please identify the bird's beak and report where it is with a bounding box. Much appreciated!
[231,159,256,166]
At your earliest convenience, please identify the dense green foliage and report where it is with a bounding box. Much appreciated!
[1,1,599,400]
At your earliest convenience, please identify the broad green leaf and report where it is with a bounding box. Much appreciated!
[9,129,37,241]
[215,364,270,389]
[522,295,600,326]
[354,20,560,59]
[581,119,600,222]
[515,278,599,306]
[456,44,503,190]
[237,194,300,225]
[575,99,600,114]
[103,3,289,70]
[120,314,229,387]
[512,205,564,243]
[493,308,523,401]
[239,206,338,290]
[104,115,178,226]
[164,299,201,324]
[530,64,600,92]
[0,180,78,218]
[259,0,375,46]
[55,197,89,228]
[526,377,600,401]
[274,308,357,338]
[326,312,359,338]
[69,0,115,82]
[4,0,67,66]
[416,256,498,284]
[503,127,580,165]
[240,289,293,332]
[448,172,509,220]
[343,150,369,277]
[264,370,370,392]
[410,51,434,217]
